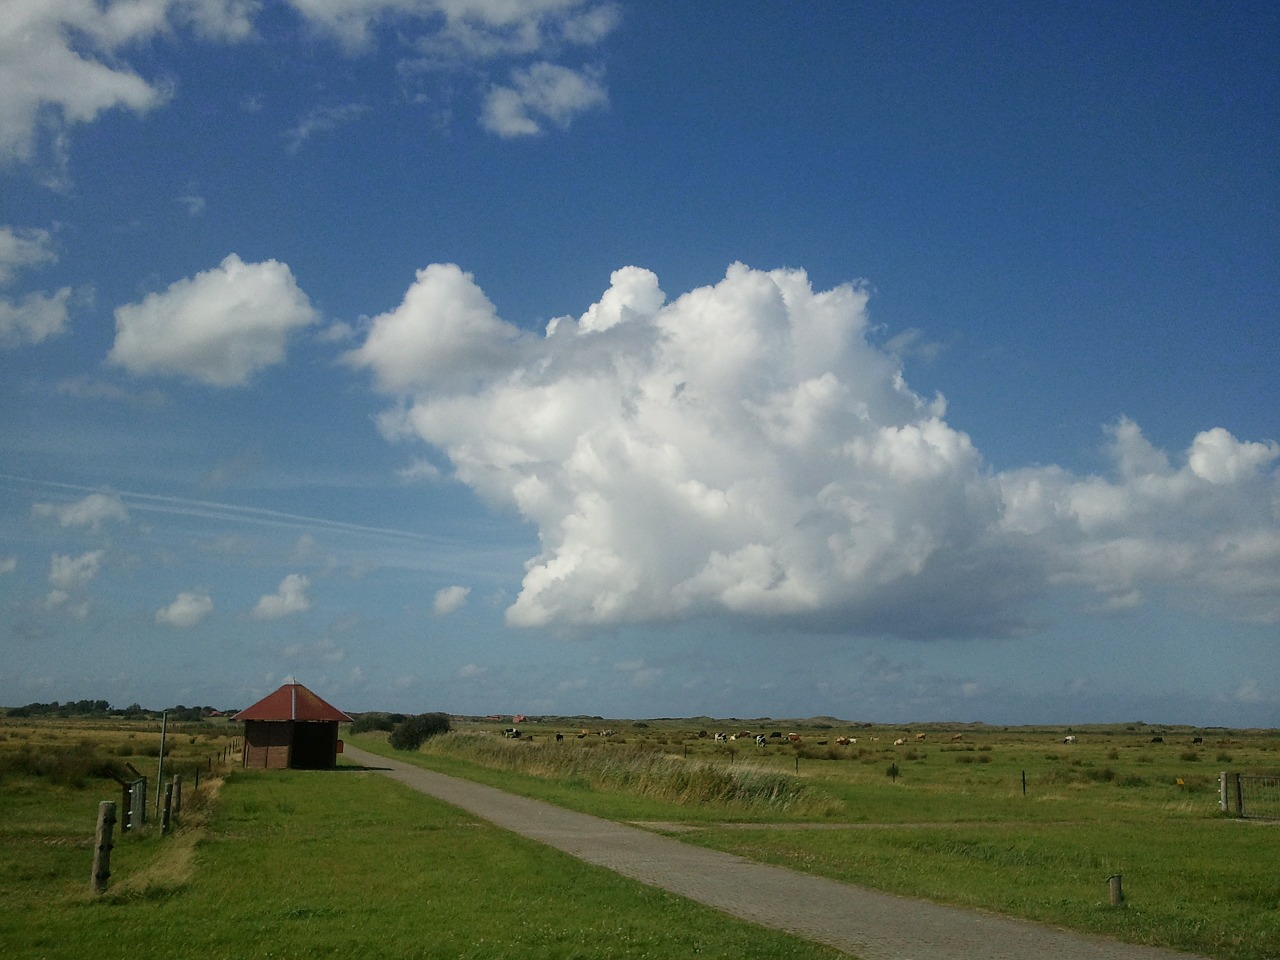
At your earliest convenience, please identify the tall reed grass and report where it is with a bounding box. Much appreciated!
[417,732,840,815]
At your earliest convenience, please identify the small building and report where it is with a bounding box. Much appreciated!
[233,682,352,770]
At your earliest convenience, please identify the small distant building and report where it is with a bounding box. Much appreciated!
[233,682,352,770]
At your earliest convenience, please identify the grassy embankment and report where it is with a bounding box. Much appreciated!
[0,716,844,960]
[351,721,1280,960]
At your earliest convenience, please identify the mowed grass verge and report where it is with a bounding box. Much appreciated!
[349,728,1280,960]
[2,761,847,960]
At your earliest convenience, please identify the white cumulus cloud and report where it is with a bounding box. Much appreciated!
[49,549,105,592]
[32,493,129,532]
[0,226,57,286]
[109,254,317,386]
[344,263,520,392]
[288,0,616,58]
[353,262,1280,640]
[44,549,106,619]
[434,584,471,614]
[0,1,255,166]
[252,573,312,619]
[156,590,214,627]
[0,289,71,348]
[0,225,70,348]
[481,62,607,137]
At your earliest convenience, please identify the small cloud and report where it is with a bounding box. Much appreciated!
[883,327,945,364]
[616,659,662,688]
[318,320,356,343]
[54,376,168,409]
[0,556,16,574]
[1087,589,1144,615]
[32,492,128,532]
[43,590,89,619]
[0,288,71,348]
[434,585,470,615]
[1235,679,1265,704]
[285,103,370,154]
[398,459,442,482]
[481,62,607,137]
[0,226,57,286]
[176,194,206,216]
[458,663,486,679]
[291,534,318,563]
[108,253,317,387]
[318,638,345,663]
[49,549,104,591]
[156,590,213,628]
[252,573,311,619]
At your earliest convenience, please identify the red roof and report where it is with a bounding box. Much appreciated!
[232,682,352,723]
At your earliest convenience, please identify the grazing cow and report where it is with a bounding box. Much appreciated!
[503,727,520,739]
[1151,736,1164,743]
[893,738,906,746]
[1063,735,1077,744]
[755,735,767,747]
[555,733,564,742]
[714,732,728,743]
[787,733,802,743]
[914,733,926,741]
[950,734,964,742]
[835,736,851,746]
[770,731,782,738]
[1192,737,1204,744]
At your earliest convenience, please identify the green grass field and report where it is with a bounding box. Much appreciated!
[349,719,1280,960]
[0,716,844,960]
[3,714,1277,959]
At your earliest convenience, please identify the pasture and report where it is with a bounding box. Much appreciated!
[351,718,1280,960]
[0,714,843,960]
[3,712,1276,959]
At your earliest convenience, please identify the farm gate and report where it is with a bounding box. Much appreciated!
[1221,772,1280,820]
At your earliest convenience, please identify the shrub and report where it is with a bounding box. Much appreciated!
[389,712,451,751]
[0,742,125,788]
[350,712,399,734]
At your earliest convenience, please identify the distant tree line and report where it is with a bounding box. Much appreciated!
[4,701,230,720]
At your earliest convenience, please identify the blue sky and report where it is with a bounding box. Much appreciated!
[2,1,1277,726]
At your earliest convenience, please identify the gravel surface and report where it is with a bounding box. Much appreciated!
[342,745,1209,960]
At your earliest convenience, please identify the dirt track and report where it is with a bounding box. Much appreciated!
[342,744,1208,960]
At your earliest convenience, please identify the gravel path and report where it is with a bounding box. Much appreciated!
[342,745,1208,960]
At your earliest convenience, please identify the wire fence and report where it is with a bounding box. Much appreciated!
[1240,774,1280,820]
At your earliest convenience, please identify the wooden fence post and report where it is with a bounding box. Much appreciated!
[172,775,183,819]
[161,782,174,835]
[90,801,116,894]
[1107,874,1124,906]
